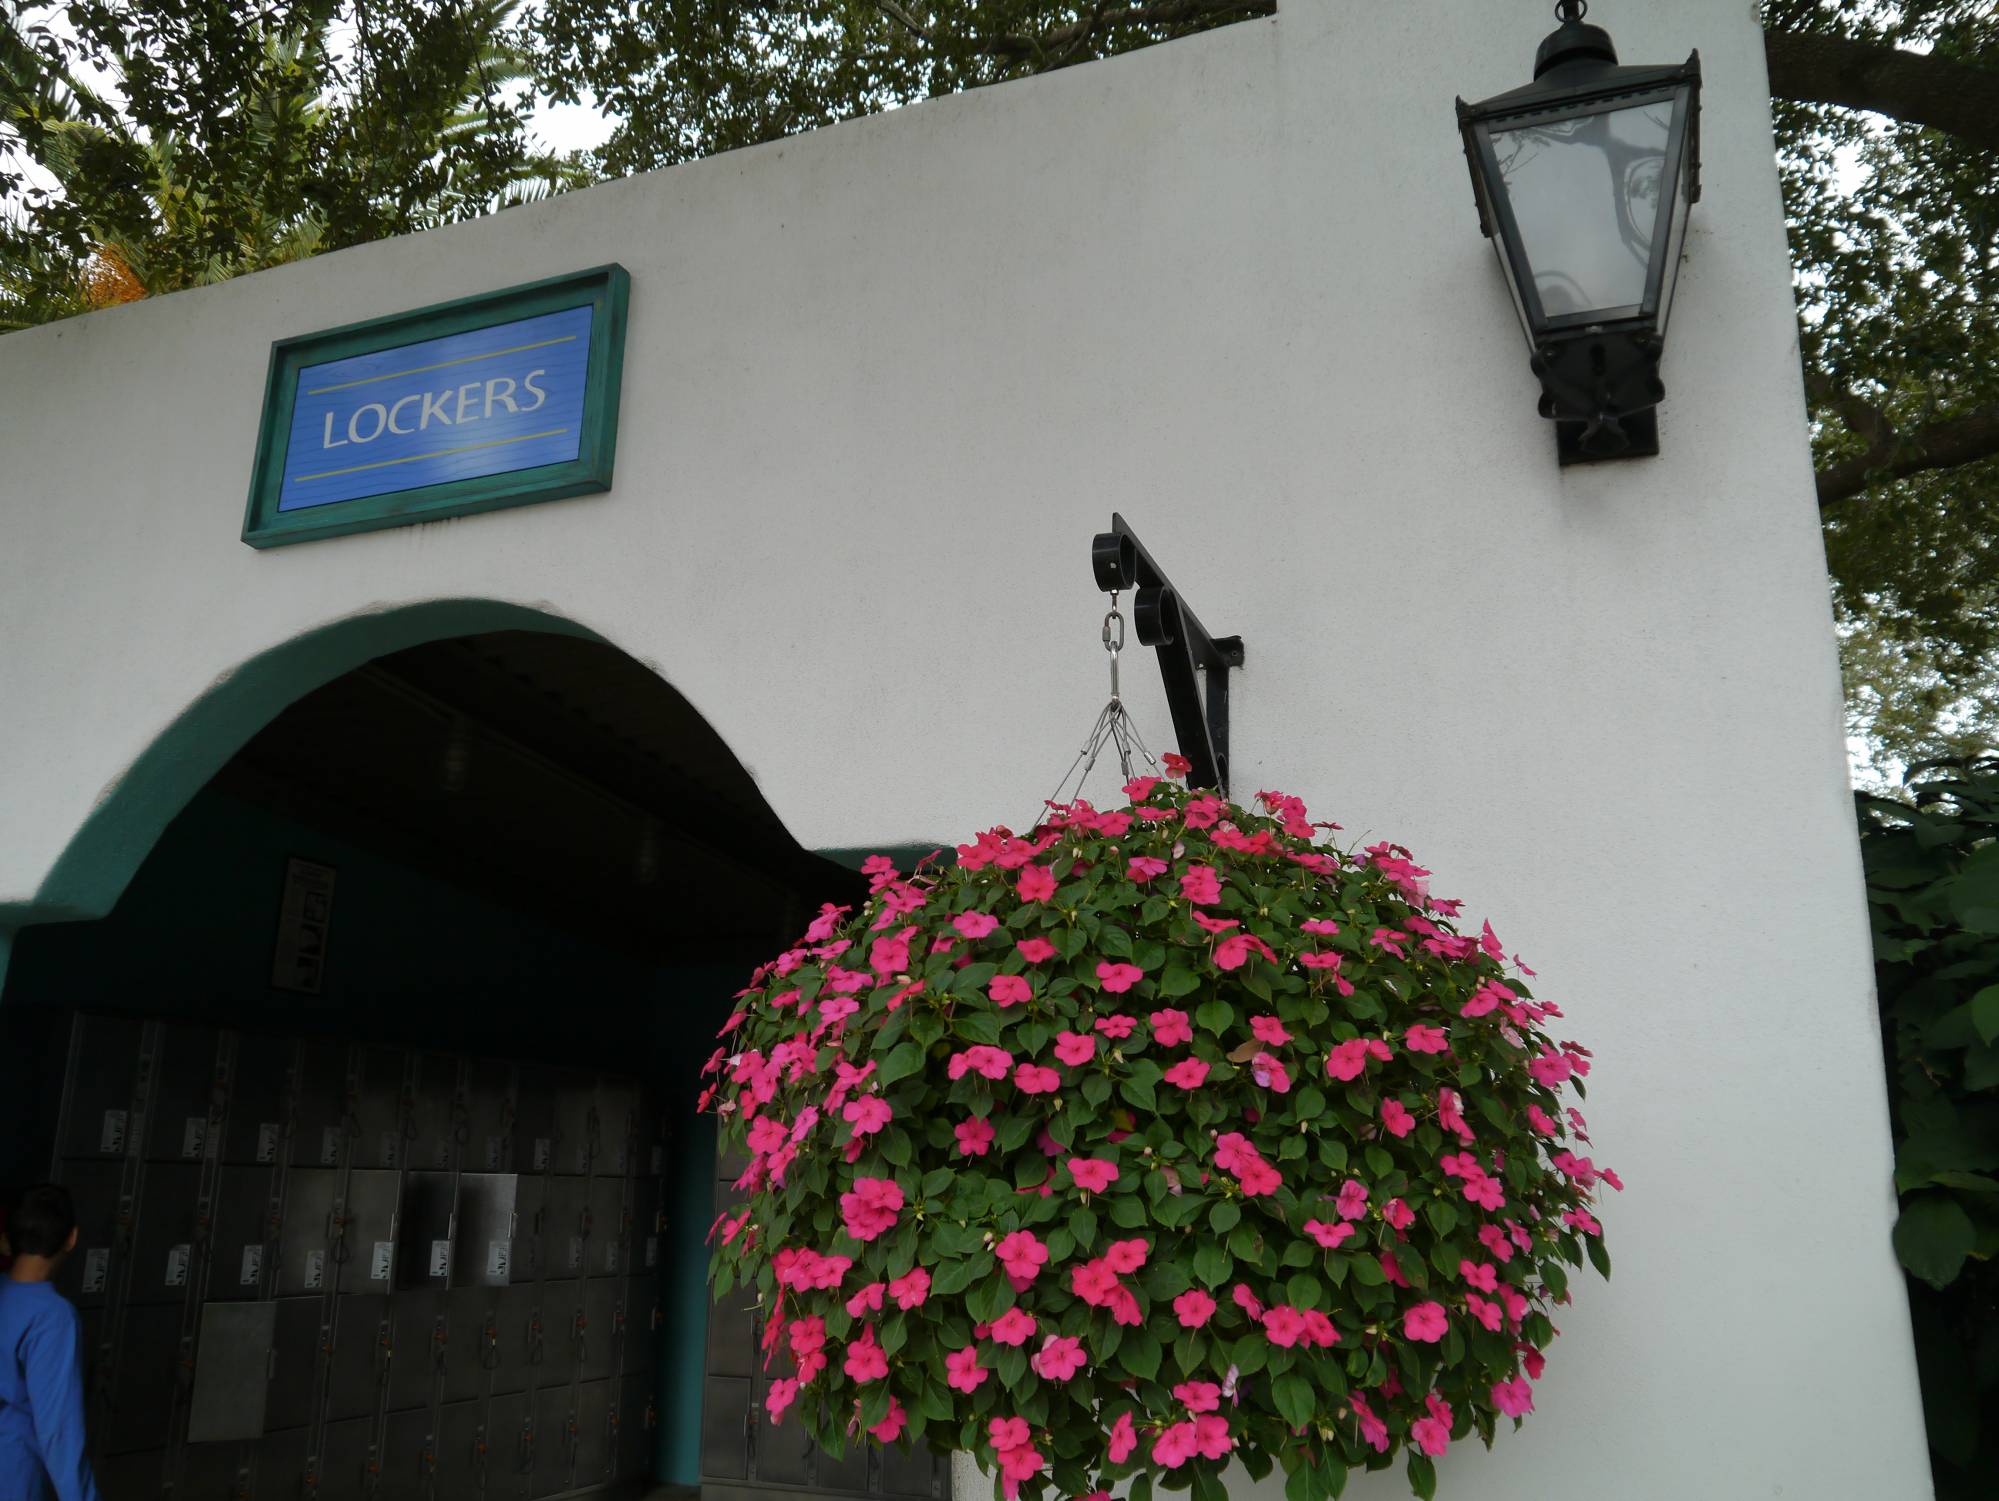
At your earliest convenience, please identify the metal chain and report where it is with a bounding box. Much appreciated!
[1031,590,1163,829]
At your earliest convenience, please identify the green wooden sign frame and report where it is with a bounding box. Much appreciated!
[242,264,629,548]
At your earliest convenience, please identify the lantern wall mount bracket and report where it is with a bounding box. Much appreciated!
[1091,513,1245,795]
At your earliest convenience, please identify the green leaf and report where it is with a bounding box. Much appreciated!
[880,1040,927,1086]
[1099,926,1135,959]
[1969,985,1999,1046]
[1272,1371,1314,1429]
[1193,1242,1233,1287]
[1586,1236,1612,1281]
[1210,1201,1241,1234]
[1893,1193,1977,1289]
[1948,845,1999,932]
[1083,1073,1113,1107]
[1284,1462,1319,1501]
[1195,999,1234,1035]
[1406,1453,1437,1501]
[1159,966,1203,998]
[1121,1325,1162,1380]
[1120,1073,1158,1112]
[1294,1085,1326,1120]
[1070,1206,1099,1250]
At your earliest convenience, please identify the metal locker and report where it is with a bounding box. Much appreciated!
[532,1284,581,1392]
[540,1176,590,1280]
[509,1173,544,1285]
[577,1278,619,1383]
[511,1067,556,1176]
[323,1292,391,1424]
[222,1032,296,1166]
[622,1277,659,1376]
[94,1448,168,1501]
[180,1438,245,1500]
[290,1040,351,1170]
[595,1079,639,1177]
[815,1432,872,1494]
[276,1168,337,1297]
[706,1288,755,1380]
[128,1160,202,1306]
[211,1162,278,1301]
[632,1089,663,1179]
[143,1024,221,1163]
[253,1427,310,1501]
[454,1172,519,1289]
[882,1441,949,1498]
[442,1286,496,1406]
[530,1382,575,1499]
[314,1415,374,1501]
[616,1372,652,1483]
[53,1158,124,1310]
[351,1046,409,1170]
[699,1376,750,1482]
[433,1397,488,1501]
[395,1169,455,1291]
[387,1289,446,1414]
[587,1175,625,1278]
[550,1069,598,1177]
[631,1175,662,1278]
[573,1377,612,1490]
[103,1300,180,1454]
[485,1284,539,1397]
[264,1297,325,1433]
[58,1013,145,1161]
[378,1405,432,1501]
[188,1301,278,1442]
[465,1056,516,1173]
[485,1390,534,1501]
[756,1408,813,1487]
[339,1168,401,1295]
[408,1052,462,1172]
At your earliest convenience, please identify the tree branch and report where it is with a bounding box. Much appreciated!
[1764,29,1999,154]
[977,0,1275,65]
[1816,395,1999,509]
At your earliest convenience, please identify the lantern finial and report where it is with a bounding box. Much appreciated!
[1537,1,1618,77]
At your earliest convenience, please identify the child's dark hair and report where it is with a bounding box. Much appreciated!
[5,1183,77,1258]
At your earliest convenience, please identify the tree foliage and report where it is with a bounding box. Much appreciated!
[1856,761,1999,1500]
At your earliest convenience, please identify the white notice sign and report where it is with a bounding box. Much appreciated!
[567,1236,583,1272]
[165,1244,190,1287]
[429,1239,450,1278]
[304,1249,326,1290]
[240,1245,264,1287]
[532,1138,550,1171]
[256,1123,280,1163]
[484,1135,504,1170]
[644,1235,657,1269]
[605,1241,619,1274]
[271,856,337,994]
[181,1116,207,1159]
[82,1248,110,1294]
[369,1241,393,1281]
[487,1240,510,1280]
[100,1110,127,1154]
[379,1131,399,1168]
[320,1126,341,1166]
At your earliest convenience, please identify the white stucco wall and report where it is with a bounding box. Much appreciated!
[0,0,1931,1495]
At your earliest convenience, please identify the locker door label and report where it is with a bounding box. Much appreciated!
[320,1126,341,1165]
[605,1241,619,1273]
[613,1143,628,1173]
[100,1110,128,1154]
[487,1240,510,1280]
[567,1236,583,1272]
[532,1138,551,1171]
[644,1235,657,1270]
[484,1135,504,1170]
[574,1142,591,1174]
[433,1140,452,1169]
[256,1123,281,1163]
[369,1241,394,1281]
[304,1249,326,1290]
[240,1245,264,1287]
[165,1244,191,1287]
[380,1131,399,1168]
[81,1248,110,1294]
[429,1239,451,1278]
[181,1116,207,1159]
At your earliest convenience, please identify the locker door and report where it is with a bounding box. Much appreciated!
[53,1158,124,1310]
[94,1448,168,1501]
[143,1024,221,1163]
[128,1161,202,1306]
[378,1406,432,1501]
[211,1162,278,1300]
[290,1040,351,1170]
[265,1297,325,1434]
[323,1292,391,1424]
[573,1378,611,1490]
[578,1278,618,1383]
[540,1177,589,1281]
[511,1068,556,1177]
[223,1033,296,1167]
[454,1172,519,1289]
[434,1397,488,1501]
[338,1169,400,1295]
[180,1438,245,1501]
[276,1168,337,1297]
[587,1175,625,1278]
[104,1301,180,1454]
[351,1046,408,1170]
[408,1052,462,1172]
[529,1383,574,1499]
[533,1282,580,1392]
[395,1169,454,1292]
[444,1285,499,1405]
[622,1277,659,1376]
[465,1056,516,1173]
[58,1014,145,1161]
[616,1372,652,1484]
[485,1391,534,1501]
[509,1174,545,1286]
[315,1415,374,1501]
[595,1079,639,1177]
[487,1284,540,1398]
[254,1426,310,1501]
[699,1377,750,1483]
[550,1069,597,1177]
[387,1288,446,1414]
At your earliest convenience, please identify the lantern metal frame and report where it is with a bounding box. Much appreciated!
[1456,4,1701,464]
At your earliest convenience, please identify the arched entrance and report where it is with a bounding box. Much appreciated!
[0,609,862,1501]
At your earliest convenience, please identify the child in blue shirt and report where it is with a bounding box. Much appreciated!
[0,1185,99,1501]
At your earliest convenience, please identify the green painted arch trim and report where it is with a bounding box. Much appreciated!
[6,600,602,935]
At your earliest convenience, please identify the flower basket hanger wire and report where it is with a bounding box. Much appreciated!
[1044,516,1245,816]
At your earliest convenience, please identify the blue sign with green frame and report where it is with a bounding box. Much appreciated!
[243,265,628,547]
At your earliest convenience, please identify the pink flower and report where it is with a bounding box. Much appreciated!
[1336,1180,1370,1221]
[1403,1302,1449,1343]
[990,974,1033,1007]
[1477,1223,1515,1262]
[1298,950,1343,971]
[1173,1289,1216,1328]
[1303,1219,1355,1250]
[1215,933,1277,971]
[1068,1157,1119,1192]
[1564,1206,1603,1236]
[844,1333,889,1383]
[1017,865,1057,902]
[1381,1099,1416,1138]
[1151,1422,1199,1470]
[1325,1037,1392,1081]
[1251,1015,1292,1046]
[1492,1378,1535,1417]
[948,1045,1015,1082]
[889,1267,931,1309]
[1128,856,1169,882]
[1017,936,1058,963]
[1232,1284,1265,1319]
[1125,775,1161,801]
[1032,1335,1087,1381]
[946,1345,988,1393]
[840,1176,905,1242]
[1465,1292,1504,1332]
[1097,962,1145,993]
[870,927,917,977]
[1410,1414,1450,1457]
[1180,866,1223,905]
[1164,1057,1210,1090]
[956,1117,996,1157]
[766,1377,798,1423]
[1351,1393,1389,1452]
[1104,1238,1149,1274]
[842,1096,892,1137]
[1070,1259,1120,1306]
[1301,918,1340,936]
[1054,1031,1097,1066]
[1094,1013,1136,1040]
[1014,1063,1061,1094]
[955,911,1000,939]
[845,1282,885,1317]
[1262,1306,1308,1347]
[1383,1197,1417,1231]
[869,1398,907,1442]
[997,1231,1049,1283]
[1251,1053,1291,1094]
[1300,1309,1340,1348]
[1405,1023,1450,1054]
[1526,1104,1559,1136]
[989,1417,1030,1453]
[1108,1410,1137,1463]
[1150,1009,1193,1046]
[1460,1260,1499,1293]
[1173,1381,1222,1413]
[987,1307,1037,1346]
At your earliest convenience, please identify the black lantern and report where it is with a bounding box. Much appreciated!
[1457,1,1700,463]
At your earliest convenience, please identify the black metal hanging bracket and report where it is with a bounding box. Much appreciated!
[1090,513,1245,794]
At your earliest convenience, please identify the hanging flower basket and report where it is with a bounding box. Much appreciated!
[701,769,1617,1501]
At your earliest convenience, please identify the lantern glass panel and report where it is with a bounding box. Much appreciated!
[1490,97,1673,324]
